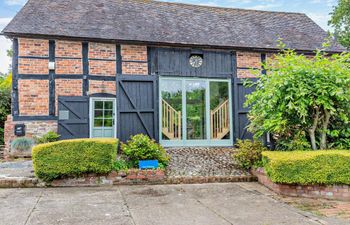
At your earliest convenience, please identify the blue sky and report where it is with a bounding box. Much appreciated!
[0,0,337,73]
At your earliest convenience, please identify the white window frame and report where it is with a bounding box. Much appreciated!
[159,77,234,147]
[89,97,117,138]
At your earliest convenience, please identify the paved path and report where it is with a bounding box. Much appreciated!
[0,183,347,225]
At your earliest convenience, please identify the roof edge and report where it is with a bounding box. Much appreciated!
[1,32,345,54]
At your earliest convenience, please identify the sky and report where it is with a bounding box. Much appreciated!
[0,0,338,74]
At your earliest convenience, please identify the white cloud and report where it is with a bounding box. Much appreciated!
[247,3,282,10]
[5,0,27,6]
[0,37,12,74]
[0,18,13,74]
[305,12,332,31]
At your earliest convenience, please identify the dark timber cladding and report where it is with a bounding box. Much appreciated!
[49,40,55,115]
[148,48,234,78]
[58,96,89,139]
[12,38,19,116]
[116,75,158,142]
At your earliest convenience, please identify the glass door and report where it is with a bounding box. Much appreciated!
[160,78,232,146]
[186,80,207,140]
[90,98,116,138]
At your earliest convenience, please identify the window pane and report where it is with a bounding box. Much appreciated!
[186,80,206,140]
[104,101,113,110]
[94,110,103,119]
[104,110,113,119]
[95,101,103,109]
[94,119,103,127]
[210,81,230,140]
[104,119,113,127]
[161,80,182,140]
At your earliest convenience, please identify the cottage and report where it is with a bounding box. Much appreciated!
[1,0,344,156]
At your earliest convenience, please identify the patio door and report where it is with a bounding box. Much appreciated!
[160,78,233,146]
[90,98,116,138]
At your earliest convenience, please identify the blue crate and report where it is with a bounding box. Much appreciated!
[139,160,159,169]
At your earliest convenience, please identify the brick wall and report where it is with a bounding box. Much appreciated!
[89,80,116,95]
[236,51,262,78]
[121,45,148,75]
[4,115,57,159]
[253,169,350,201]
[55,40,82,74]
[18,79,49,116]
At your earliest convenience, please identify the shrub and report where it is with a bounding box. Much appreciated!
[262,150,350,185]
[35,131,60,144]
[233,139,267,170]
[112,159,130,171]
[11,137,34,152]
[32,138,118,181]
[121,134,169,167]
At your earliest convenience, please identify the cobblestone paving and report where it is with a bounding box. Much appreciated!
[165,147,251,177]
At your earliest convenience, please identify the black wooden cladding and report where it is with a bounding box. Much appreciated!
[82,42,89,96]
[12,38,19,116]
[116,75,158,142]
[149,47,234,78]
[233,78,257,140]
[58,96,89,140]
[49,40,56,116]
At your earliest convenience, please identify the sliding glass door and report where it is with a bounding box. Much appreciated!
[160,77,232,146]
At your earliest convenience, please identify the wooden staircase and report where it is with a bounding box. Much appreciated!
[162,99,230,140]
[162,99,182,140]
[211,99,230,140]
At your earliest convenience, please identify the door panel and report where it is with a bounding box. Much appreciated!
[210,81,230,140]
[58,96,89,140]
[91,99,116,138]
[186,80,207,140]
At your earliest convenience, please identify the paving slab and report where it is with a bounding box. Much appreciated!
[0,183,348,225]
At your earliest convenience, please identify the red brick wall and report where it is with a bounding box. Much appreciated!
[121,45,148,75]
[89,80,116,95]
[18,38,49,57]
[18,79,49,116]
[236,51,262,78]
[89,42,116,76]
[253,169,350,201]
[55,40,82,75]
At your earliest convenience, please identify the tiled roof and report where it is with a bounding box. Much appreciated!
[2,0,345,52]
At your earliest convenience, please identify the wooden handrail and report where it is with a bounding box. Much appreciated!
[162,99,182,140]
[211,99,230,140]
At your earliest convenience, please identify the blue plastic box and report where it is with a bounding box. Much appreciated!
[139,160,159,169]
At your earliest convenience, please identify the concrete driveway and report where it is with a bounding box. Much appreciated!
[0,183,347,225]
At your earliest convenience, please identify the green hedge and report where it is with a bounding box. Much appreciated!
[262,150,350,185]
[32,138,118,181]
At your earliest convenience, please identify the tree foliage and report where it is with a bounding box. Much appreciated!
[245,46,350,150]
[329,0,350,48]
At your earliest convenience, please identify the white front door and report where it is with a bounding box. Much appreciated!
[90,98,116,138]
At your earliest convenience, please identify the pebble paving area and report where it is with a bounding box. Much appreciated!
[165,147,251,177]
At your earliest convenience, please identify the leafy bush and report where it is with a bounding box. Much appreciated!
[121,134,169,167]
[233,139,267,170]
[0,73,11,145]
[245,43,350,150]
[35,131,60,144]
[262,150,350,185]
[32,138,118,181]
[112,159,130,171]
[11,137,34,152]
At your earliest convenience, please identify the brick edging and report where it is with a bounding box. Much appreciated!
[252,168,350,201]
[0,171,257,188]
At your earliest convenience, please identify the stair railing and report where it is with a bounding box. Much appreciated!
[162,99,182,140]
[210,99,229,139]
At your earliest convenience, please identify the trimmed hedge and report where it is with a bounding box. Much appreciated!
[32,138,118,181]
[262,150,350,185]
